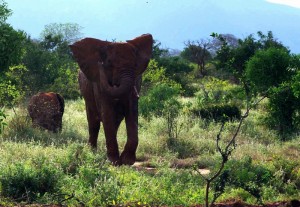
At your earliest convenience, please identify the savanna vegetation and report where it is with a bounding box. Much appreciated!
[0,1,299,206]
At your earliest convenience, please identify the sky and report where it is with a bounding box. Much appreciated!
[6,0,300,54]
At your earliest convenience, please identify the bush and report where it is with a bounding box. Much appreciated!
[196,77,245,108]
[0,162,61,202]
[266,84,300,137]
[245,47,292,93]
[192,104,241,122]
[0,107,7,134]
[139,83,181,119]
[215,157,272,203]
[49,63,80,99]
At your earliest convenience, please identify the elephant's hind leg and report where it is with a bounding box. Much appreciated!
[86,105,101,148]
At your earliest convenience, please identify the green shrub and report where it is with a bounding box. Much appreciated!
[215,157,272,203]
[0,107,7,134]
[192,104,241,122]
[0,162,61,202]
[0,80,23,107]
[245,47,292,93]
[266,84,300,137]
[49,63,81,100]
[196,77,245,108]
[139,83,181,119]
[267,156,300,195]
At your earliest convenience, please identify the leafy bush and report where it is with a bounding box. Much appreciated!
[192,104,241,122]
[245,47,292,93]
[157,56,193,75]
[139,83,181,119]
[266,84,300,137]
[49,63,80,99]
[196,77,245,108]
[0,65,29,107]
[267,156,300,194]
[142,59,179,94]
[0,107,7,134]
[215,157,272,203]
[0,162,61,202]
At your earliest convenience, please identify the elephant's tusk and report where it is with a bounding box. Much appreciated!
[133,86,139,98]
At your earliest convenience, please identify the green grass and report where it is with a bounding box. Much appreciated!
[0,98,299,206]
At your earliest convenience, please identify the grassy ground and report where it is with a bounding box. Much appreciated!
[0,98,299,206]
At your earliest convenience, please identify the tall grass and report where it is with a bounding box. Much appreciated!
[0,98,299,206]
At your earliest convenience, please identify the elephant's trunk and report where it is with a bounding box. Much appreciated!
[99,66,135,98]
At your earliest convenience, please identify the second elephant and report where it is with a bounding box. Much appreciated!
[28,92,64,133]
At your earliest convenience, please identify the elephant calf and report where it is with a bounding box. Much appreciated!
[28,92,64,133]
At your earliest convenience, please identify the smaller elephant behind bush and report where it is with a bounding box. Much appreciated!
[28,92,64,132]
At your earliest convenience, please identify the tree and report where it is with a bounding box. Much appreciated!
[40,23,83,59]
[151,40,168,60]
[212,31,287,79]
[0,1,26,74]
[40,23,82,46]
[20,23,83,97]
[210,33,239,56]
[246,48,299,135]
[181,39,212,77]
[246,47,292,93]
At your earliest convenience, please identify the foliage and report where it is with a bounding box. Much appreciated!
[142,59,181,95]
[266,84,300,137]
[49,63,81,99]
[154,56,195,96]
[157,56,193,75]
[0,107,7,134]
[0,21,26,74]
[139,83,181,119]
[291,57,300,98]
[0,99,299,206]
[217,157,272,203]
[0,65,28,107]
[151,40,168,60]
[181,39,212,76]
[196,77,245,108]
[193,104,241,122]
[40,22,82,60]
[0,0,11,23]
[20,26,81,96]
[245,48,300,135]
[212,31,287,79]
[245,47,292,93]
[0,161,61,202]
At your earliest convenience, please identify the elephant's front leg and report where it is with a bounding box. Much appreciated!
[120,98,138,165]
[101,102,121,165]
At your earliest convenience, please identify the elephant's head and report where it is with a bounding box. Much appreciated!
[70,34,153,98]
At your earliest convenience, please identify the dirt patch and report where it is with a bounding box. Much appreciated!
[133,161,211,175]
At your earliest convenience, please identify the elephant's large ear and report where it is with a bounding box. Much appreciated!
[70,38,110,81]
[127,34,153,76]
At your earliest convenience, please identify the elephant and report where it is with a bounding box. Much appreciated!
[70,34,153,165]
[28,92,65,133]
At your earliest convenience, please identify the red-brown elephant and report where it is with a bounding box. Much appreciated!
[28,92,65,133]
[70,34,153,165]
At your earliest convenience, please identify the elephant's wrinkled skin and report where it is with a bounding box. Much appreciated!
[28,92,64,133]
[70,34,153,165]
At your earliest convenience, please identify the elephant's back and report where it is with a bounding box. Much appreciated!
[28,92,63,118]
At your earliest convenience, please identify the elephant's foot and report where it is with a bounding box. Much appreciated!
[107,152,120,166]
[120,151,136,165]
